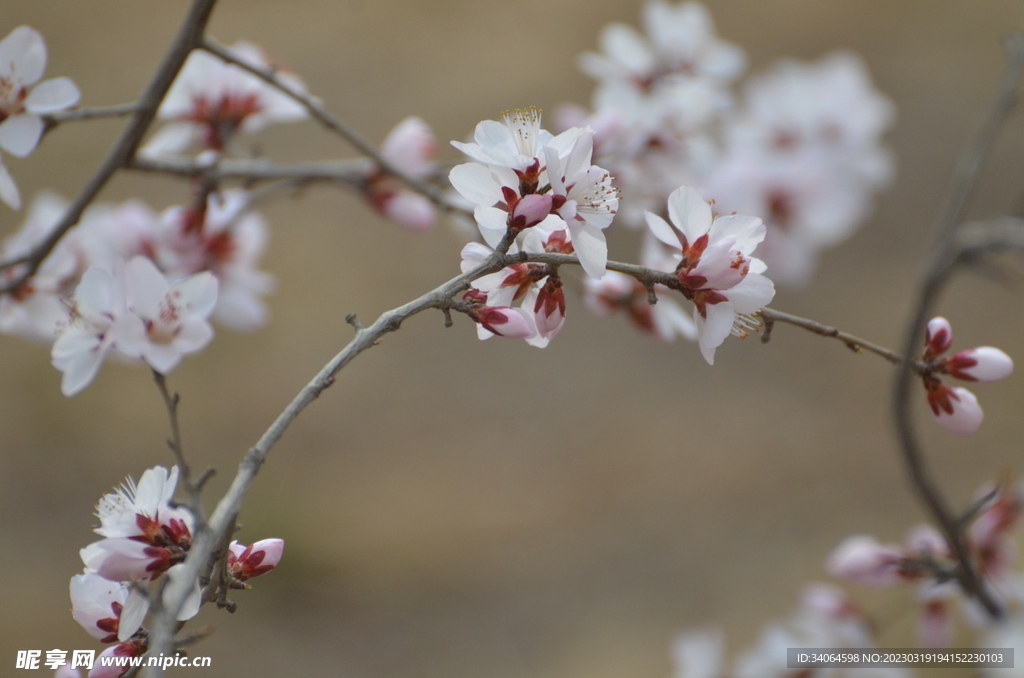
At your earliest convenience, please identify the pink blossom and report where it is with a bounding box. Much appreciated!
[70,574,136,643]
[449,109,617,277]
[228,538,285,581]
[0,27,80,158]
[367,117,438,230]
[122,256,217,374]
[142,41,307,156]
[645,185,774,364]
[50,265,146,397]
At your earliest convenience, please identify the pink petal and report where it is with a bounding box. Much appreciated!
[948,347,1013,382]
[826,535,906,586]
[382,190,435,231]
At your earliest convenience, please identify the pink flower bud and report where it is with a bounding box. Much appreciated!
[381,191,436,231]
[509,193,553,230]
[379,117,437,178]
[927,384,983,435]
[474,306,536,339]
[228,538,285,581]
[533,279,566,340]
[945,347,1013,382]
[925,317,953,356]
[906,523,950,559]
[826,535,906,587]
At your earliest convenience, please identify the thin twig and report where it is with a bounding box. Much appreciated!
[43,103,141,130]
[128,156,373,183]
[0,0,219,295]
[891,34,1024,620]
[152,370,205,518]
[758,308,930,374]
[199,37,469,217]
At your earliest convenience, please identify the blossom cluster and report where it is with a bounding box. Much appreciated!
[557,1,894,286]
[68,466,283,678]
[449,109,774,361]
[827,481,1023,652]
[1,189,274,396]
[917,317,1013,435]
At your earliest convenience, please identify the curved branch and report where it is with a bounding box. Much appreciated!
[891,34,1024,620]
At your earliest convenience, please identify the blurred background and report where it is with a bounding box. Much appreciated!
[3,1,1024,676]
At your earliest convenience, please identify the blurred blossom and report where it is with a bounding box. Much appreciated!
[142,40,308,157]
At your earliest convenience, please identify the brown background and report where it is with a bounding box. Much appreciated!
[2,1,1024,676]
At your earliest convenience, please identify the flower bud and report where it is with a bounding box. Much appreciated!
[228,538,285,581]
[475,306,536,339]
[509,193,553,230]
[925,317,953,356]
[826,535,906,587]
[927,384,983,435]
[381,191,435,231]
[945,346,1013,382]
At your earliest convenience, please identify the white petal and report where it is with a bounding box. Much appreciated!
[173,317,214,353]
[567,221,608,279]
[24,77,80,113]
[474,205,509,249]
[644,211,682,249]
[449,163,503,206]
[76,266,116,316]
[695,302,735,365]
[143,343,183,375]
[725,273,775,314]
[124,256,169,320]
[707,214,766,255]
[0,114,43,157]
[173,271,218,318]
[0,26,46,85]
[0,160,20,209]
[119,587,149,641]
[667,186,713,243]
[58,349,107,397]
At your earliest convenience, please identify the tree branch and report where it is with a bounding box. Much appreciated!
[891,34,1024,620]
[0,0,219,295]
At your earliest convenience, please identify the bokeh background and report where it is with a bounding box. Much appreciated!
[3,1,1024,676]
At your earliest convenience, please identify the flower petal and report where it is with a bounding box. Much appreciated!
[0,114,43,157]
[0,26,46,85]
[24,77,80,113]
[667,186,713,243]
